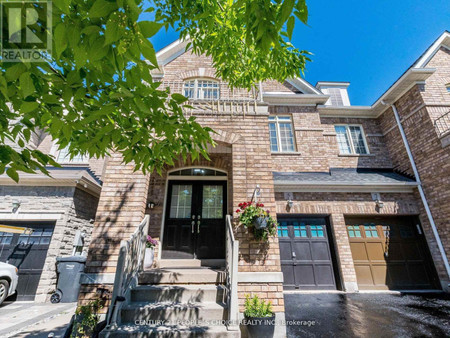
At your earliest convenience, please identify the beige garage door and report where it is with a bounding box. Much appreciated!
[346,217,439,290]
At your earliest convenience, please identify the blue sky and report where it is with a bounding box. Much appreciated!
[150,1,450,105]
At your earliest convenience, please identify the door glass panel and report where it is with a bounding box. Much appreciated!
[0,232,13,244]
[202,185,223,219]
[310,225,325,238]
[364,224,378,238]
[277,225,289,237]
[293,223,307,237]
[169,185,193,219]
[347,225,362,238]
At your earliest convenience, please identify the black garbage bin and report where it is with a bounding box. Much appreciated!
[53,256,87,303]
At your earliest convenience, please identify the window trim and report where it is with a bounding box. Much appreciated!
[50,143,89,165]
[269,115,296,153]
[183,78,220,100]
[334,124,370,155]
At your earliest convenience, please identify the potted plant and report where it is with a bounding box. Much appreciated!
[144,235,158,269]
[236,201,277,240]
[243,294,275,338]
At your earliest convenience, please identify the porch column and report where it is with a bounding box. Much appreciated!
[78,153,150,307]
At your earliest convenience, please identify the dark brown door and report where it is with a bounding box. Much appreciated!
[278,217,337,290]
[162,181,226,259]
[0,222,54,301]
[347,217,440,290]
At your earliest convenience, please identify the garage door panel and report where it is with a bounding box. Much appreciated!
[407,263,430,285]
[354,265,374,285]
[366,242,385,261]
[347,217,438,291]
[402,242,424,260]
[350,242,368,261]
[294,264,315,286]
[281,264,295,287]
[314,265,335,286]
[371,264,388,285]
[279,242,293,261]
[310,242,331,261]
[386,242,405,261]
[387,264,410,285]
[293,242,312,261]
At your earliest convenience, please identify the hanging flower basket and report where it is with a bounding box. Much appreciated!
[237,201,277,241]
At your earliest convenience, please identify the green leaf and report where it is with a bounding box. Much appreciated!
[20,101,39,113]
[140,40,157,66]
[138,21,163,38]
[54,24,68,58]
[105,15,125,45]
[6,168,19,183]
[286,16,295,40]
[171,93,188,103]
[89,0,117,18]
[19,72,35,98]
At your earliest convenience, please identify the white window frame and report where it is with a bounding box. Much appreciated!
[50,143,89,165]
[183,78,220,100]
[334,124,370,155]
[269,115,296,153]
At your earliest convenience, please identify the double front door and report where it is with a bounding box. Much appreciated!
[162,181,226,259]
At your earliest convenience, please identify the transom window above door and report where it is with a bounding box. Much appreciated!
[269,116,296,152]
[334,125,369,155]
[183,79,220,100]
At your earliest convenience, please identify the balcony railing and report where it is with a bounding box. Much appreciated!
[435,110,450,138]
[160,81,262,115]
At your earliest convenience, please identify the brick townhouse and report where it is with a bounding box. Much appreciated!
[2,31,450,336]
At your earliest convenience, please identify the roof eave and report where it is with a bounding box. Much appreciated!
[263,93,329,105]
[274,181,418,193]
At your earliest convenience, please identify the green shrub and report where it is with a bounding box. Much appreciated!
[244,294,274,318]
[71,298,103,337]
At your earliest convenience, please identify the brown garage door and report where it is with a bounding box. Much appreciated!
[278,217,338,290]
[346,217,439,290]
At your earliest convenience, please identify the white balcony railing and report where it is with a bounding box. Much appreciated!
[160,81,262,115]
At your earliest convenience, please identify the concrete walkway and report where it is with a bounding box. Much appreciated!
[0,301,76,337]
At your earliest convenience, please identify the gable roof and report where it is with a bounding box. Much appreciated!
[154,38,321,95]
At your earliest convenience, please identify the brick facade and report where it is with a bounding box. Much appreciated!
[79,41,450,321]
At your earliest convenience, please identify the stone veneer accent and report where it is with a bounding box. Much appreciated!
[0,186,98,302]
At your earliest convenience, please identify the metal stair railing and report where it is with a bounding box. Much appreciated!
[224,214,239,330]
[105,215,150,330]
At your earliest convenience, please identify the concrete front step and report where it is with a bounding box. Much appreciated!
[101,324,240,338]
[138,268,226,285]
[131,285,226,304]
[121,301,227,323]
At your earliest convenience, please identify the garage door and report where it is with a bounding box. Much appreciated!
[278,217,338,290]
[0,222,55,300]
[347,217,439,290]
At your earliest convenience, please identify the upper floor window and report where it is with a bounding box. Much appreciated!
[269,116,295,152]
[183,79,220,100]
[55,146,88,164]
[335,125,369,155]
[446,84,450,93]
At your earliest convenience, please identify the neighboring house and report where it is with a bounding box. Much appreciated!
[1,30,449,336]
[0,135,105,302]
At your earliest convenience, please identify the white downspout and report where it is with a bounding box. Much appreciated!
[383,101,450,279]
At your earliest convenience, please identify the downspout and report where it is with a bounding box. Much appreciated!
[382,100,450,280]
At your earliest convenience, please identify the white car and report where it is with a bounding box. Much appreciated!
[0,262,19,305]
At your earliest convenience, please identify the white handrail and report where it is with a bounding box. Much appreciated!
[105,215,150,329]
[225,215,239,330]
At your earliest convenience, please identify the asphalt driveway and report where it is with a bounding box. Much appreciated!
[284,292,450,338]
